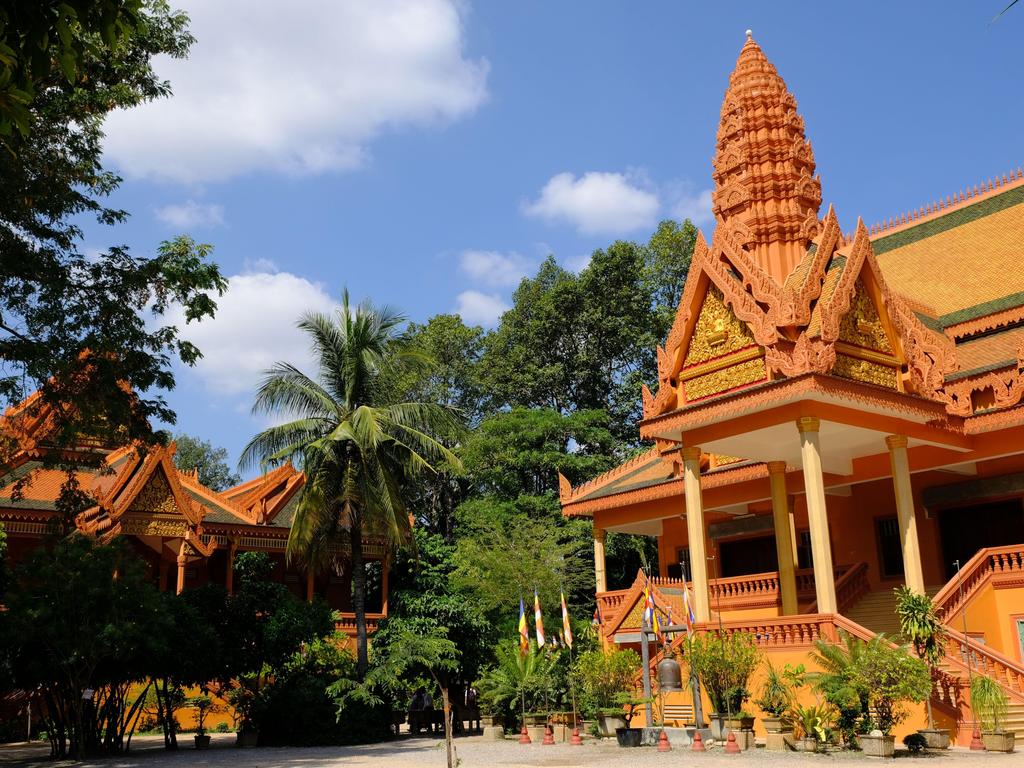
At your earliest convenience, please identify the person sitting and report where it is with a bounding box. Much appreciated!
[422,689,436,733]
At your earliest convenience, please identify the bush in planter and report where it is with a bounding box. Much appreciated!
[894,585,946,742]
[971,674,1013,751]
[811,631,871,746]
[791,702,834,749]
[571,648,640,721]
[754,661,804,727]
[855,636,931,736]
[684,631,760,716]
[188,694,214,747]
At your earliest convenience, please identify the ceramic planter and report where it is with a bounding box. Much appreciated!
[725,716,755,731]
[615,727,643,747]
[761,716,789,734]
[597,713,627,736]
[525,713,547,726]
[193,734,211,750]
[708,713,726,741]
[918,728,950,750]
[982,731,1016,753]
[859,733,895,758]
[800,737,818,753]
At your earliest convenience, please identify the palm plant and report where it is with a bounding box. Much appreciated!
[475,642,558,726]
[810,631,871,744]
[241,291,462,677]
[894,586,944,730]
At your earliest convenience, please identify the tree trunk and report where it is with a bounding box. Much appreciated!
[351,520,368,678]
[442,686,454,768]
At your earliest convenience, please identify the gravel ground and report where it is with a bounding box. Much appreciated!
[1,733,1020,768]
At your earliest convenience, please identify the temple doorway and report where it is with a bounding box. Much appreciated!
[937,498,1024,580]
[719,534,778,578]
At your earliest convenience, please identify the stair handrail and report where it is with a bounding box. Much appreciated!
[939,625,1024,703]
[931,543,1024,622]
[806,561,870,615]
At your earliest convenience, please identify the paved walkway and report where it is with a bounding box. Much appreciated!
[1,734,1019,767]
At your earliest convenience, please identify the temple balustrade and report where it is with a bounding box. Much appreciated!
[941,626,1024,702]
[932,543,1024,622]
[334,612,385,637]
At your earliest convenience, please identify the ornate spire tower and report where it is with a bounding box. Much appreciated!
[712,31,822,284]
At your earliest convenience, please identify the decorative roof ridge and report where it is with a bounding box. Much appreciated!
[177,468,250,519]
[226,462,296,507]
[869,166,1024,239]
[559,446,661,503]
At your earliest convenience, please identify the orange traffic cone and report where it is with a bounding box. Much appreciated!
[724,730,740,754]
[570,727,583,746]
[691,729,706,752]
[519,724,531,744]
[657,729,671,752]
[970,727,985,751]
[542,724,555,745]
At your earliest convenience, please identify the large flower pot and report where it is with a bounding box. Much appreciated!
[859,733,895,758]
[615,727,643,747]
[762,716,788,734]
[597,713,627,737]
[480,715,504,740]
[800,737,818,753]
[193,734,211,750]
[918,728,950,750]
[708,713,726,741]
[982,731,1016,753]
[725,716,755,732]
[235,730,258,748]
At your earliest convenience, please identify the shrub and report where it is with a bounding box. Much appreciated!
[571,649,640,717]
[970,675,1008,733]
[854,637,931,735]
[754,661,804,718]
[684,631,760,714]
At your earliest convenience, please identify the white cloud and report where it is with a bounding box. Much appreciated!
[523,171,660,235]
[671,187,714,226]
[459,249,531,288]
[454,290,508,326]
[243,257,278,274]
[154,200,225,228]
[164,270,337,397]
[103,0,488,183]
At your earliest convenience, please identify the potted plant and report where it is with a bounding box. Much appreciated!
[791,702,832,752]
[685,631,760,740]
[571,649,640,737]
[971,675,1015,753]
[852,637,932,758]
[189,694,213,749]
[755,661,804,741]
[894,586,950,749]
[613,694,650,748]
[227,678,259,747]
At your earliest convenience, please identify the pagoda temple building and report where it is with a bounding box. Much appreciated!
[0,389,389,638]
[561,32,1024,744]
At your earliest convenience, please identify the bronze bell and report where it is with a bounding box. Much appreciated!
[657,653,683,692]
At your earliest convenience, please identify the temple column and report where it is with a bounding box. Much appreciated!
[886,435,925,594]
[682,446,711,623]
[768,462,798,615]
[225,538,238,595]
[381,558,390,615]
[593,527,608,593]
[797,417,837,613]
[306,569,315,602]
[176,543,187,595]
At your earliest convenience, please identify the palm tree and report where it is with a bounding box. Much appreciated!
[894,585,944,731]
[240,291,462,677]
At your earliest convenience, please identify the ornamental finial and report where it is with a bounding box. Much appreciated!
[745,29,753,38]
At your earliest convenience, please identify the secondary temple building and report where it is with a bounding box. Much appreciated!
[0,390,389,637]
[561,32,1024,743]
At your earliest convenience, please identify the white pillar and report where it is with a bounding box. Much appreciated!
[797,417,837,614]
[593,527,607,593]
[682,446,711,622]
[886,434,925,594]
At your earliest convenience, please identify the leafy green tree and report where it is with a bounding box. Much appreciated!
[571,648,641,717]
[0,0,225,453]
[172,433,241,490]
[240,292,462,677]
[0,537,163,757]
[853,636,931,735]
[476,641,560,728]
[894,586,945,731]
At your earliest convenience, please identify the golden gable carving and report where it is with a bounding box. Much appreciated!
[838,282,893,354]
[121,516,189,537]
[129,470,178,516]
[684,286,759,367]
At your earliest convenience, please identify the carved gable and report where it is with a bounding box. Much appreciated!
[128,469,180,515]
[680,285,767,401]
[832,280,901,390]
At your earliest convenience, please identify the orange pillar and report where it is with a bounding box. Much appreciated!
[176,544,187,595]
[886,435,925,594]
[797,417,836,614]
[306,569,315,602]
[768,462,798,615]
[682,446,710,623]
[225,538,237,595]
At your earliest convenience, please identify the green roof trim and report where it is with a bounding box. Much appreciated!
[915,311,945,333]
[939,290,1024,328]
[873,184,1024,255]
[945,360,1016,383]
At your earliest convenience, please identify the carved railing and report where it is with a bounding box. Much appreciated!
[596,589,630,618]
[334,612,385,636]
[931,544,1024,622]
[940,626,1024,703]
[807,561,870,615]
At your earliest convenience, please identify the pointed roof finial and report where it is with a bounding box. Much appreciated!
[745,29,753,39]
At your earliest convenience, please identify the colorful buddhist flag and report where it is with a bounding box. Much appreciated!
[680,566,696,633]
[644,578,662,639]
[592,602,602,626]
[534,589,546,647]
[561,590,573,649]
[518,598,529,655]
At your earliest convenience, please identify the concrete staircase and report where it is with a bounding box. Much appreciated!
[843,585,942,639]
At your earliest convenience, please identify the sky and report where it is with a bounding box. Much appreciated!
[85,1,1024,471]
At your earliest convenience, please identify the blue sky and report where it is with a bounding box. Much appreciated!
[86,1,1022,471]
